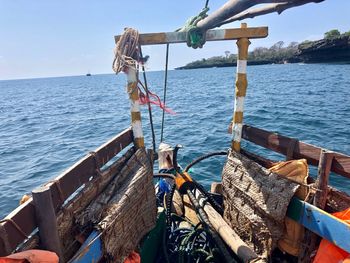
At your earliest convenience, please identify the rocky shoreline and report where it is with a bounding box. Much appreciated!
[176,35,350,70]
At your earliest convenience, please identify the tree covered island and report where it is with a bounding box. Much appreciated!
[176,29,350,69]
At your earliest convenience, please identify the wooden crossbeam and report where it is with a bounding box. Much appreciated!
[287,197,350,253]
[114,27,268,45]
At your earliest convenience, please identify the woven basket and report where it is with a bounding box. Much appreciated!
[222,150,299,258]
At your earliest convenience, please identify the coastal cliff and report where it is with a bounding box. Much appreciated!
[176,30,350,70]
[298,35,350,63]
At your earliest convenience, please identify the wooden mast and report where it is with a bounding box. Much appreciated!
[127,67,145,149]
[231,23,250,152]
[115,26,268,151]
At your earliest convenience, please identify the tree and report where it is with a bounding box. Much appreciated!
[270,41,284,51]
[324,29,341,39]
[224,51,230,59]
[288,42,299,49]
[342,30,350,37]
[251,47,268,59]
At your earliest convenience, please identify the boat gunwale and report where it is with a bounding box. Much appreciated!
[0,127,133,256]
[242,124,350,179]
[1,124,349,257]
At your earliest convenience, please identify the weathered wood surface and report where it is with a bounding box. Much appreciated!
[313,150,334,209]
[287,197,350,253]
[241,131,350,213]
[239,150,350,214]
[242,125,350,178]
[32,186,63,262]
[197,192,260,262]
[327,186,350,212]
[222,150,299,258]
[241,148,276,168]
[57,147,135,260]
[115,27,268,45]
[74,148,156,262]
[70,230,102,263]
[231,23,250,152]
[93,127,134,167]
[76,148,146,226]
[210,182,223,194]
[196,0,323,30]
[0,128,133,256]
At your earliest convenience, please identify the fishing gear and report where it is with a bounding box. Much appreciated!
[163,213,226,263]
[158,146,235,262]
[173,147,226,214]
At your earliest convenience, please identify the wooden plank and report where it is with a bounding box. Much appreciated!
[93,127,133,167]
[240,148,275,168]
[327,186,350,212]
[70,230,102,263]
[114,27,268,45]
[0,128,133,256]
[287,197,350,253]
[242,125,350,178]
[57,147,135,260]
[32,186,63,262]
[314,150,334,209]
[50,154,96,210]
[199,195,260,262]
[50,128,133,210]
[0,201,36,256]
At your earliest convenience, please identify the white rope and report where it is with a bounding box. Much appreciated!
[112,28,140,74]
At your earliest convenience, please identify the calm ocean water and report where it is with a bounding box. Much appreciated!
[0,64,349,218]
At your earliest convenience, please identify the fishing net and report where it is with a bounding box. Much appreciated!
[75,148,157,262]
[57,147,136,261]
[97,148,156,262]
[221,150,299,258]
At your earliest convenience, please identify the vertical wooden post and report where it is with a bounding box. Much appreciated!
[313,150,334,209]
[127,67,144,148]
[301,149,334,262]
[32,185,63,262]
[231,23,250,152]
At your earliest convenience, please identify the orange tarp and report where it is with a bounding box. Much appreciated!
[313,208,350,263]
[0,250,58,263]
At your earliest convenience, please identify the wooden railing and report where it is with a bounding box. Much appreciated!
[0,128,133,256]
[242,125,350,179]
[241,124,350,254]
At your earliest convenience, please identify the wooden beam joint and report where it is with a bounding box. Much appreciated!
[115,27,268,45]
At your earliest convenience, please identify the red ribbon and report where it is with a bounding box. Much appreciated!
[138,85,176,115]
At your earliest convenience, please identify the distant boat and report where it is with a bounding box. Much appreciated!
[86,73,91,76]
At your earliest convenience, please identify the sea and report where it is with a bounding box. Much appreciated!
[0,64,349,218]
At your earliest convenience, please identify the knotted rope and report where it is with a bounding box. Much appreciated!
[176,1,210,49]
[112,28,140,74]
[113,28,175,114]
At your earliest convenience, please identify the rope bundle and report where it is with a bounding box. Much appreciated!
[113,28,140,74]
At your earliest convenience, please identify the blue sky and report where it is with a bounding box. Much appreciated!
[0,0,349,80]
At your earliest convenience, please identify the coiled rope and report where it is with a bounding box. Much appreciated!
[112,28,140,74]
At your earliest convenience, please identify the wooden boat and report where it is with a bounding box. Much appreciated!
[1,2,349,263]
